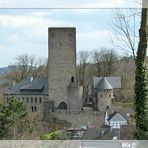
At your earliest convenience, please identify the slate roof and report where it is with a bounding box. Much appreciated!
[4,77,48,95]
[96,77,112,90]
[93,77,121,89]
[108,111,127,121]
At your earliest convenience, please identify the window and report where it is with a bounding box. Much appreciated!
[18,97,20,102]
[31,106,33,112]
[109,94,111,98]
[39,97,42,104]
[35,106,37,112]
[31,97,33,103]
[22,97,24,102]
[71,76,74,83]
[100,94,102,98]
[7,97,9,103]
[35,97,37,104]
[59,102,67,110]
[27,97,29,103]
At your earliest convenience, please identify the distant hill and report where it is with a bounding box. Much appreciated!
[0,67,12,74]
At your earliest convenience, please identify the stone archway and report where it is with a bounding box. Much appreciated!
[59,102,67,110]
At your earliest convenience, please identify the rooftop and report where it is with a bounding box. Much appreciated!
[93,77,121,90]
[4,77,48,95]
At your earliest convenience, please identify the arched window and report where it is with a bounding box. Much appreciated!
[59,102,67,110]
[71,76,74,83]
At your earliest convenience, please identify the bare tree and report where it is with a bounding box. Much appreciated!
[92,48,119,77]
[110,8,141,61]
[77,51,90,95]
[6,54,48,82]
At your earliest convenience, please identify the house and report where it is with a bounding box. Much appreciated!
[3,77,48,119]
[105,109,128,129]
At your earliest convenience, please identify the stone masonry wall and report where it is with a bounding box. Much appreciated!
[48,28,76,108]
[51,110,104,128]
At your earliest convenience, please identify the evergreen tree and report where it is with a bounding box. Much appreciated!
[134,6,148,139]
[0,97,35,139]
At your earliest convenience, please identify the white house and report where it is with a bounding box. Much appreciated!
[105,110,128,129]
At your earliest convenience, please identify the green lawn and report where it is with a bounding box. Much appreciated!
[40,130,61,140]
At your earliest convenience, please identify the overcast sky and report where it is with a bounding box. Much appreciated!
[0,0,141,67]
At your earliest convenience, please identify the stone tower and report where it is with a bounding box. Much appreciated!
[48,28,76,109]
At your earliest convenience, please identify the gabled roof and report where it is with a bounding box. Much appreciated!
[97,78,112,90]
[93,77,121,89]
[108,111,127,122]
[4,77,48,95]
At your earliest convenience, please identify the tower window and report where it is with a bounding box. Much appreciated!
[71,76,74,83]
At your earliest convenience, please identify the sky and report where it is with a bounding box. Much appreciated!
[0,0,141,67]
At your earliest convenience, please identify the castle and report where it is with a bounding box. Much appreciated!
[4,28,121,123]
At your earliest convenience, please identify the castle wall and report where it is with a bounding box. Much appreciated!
[48,28,76,108]
[51,110,104,128]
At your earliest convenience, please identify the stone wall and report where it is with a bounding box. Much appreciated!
[51,110,104,128]
[48,28,76,108]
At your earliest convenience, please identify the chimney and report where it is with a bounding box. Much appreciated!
[30,76,33,82]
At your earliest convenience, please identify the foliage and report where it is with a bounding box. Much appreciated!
[134,7,148,139]
[0,97,36,139]
[40,130,61,140]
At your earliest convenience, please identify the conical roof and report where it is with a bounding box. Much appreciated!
[97,77,112,90]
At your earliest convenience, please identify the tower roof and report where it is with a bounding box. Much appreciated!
[97,78,112,90]
[93,77,121,89]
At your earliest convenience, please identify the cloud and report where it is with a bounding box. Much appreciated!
[77,30,114,51]
[0,0,141,8]
[0,14,73,28]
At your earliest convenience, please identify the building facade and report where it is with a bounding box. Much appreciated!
[3,77,48,119]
